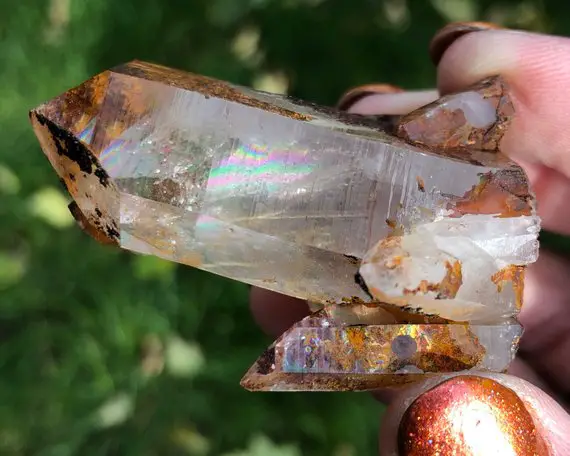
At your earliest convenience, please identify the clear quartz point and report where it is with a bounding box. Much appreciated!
[241,303,523,391]
[30,62,539,392]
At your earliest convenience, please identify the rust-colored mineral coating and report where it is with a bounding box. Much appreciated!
[398,376,548,456]
[429,22,502,65]
[324,300,454,325]
[241,368,424,392]
[34,71,110,137]
[450,168,533,218]
[30,112,120,246]
[68,202,117,245]
[401,260,463,300]
[492,265,526,310]
[397,76,514,165]
[117,61,312,122]
[318,323,484,374]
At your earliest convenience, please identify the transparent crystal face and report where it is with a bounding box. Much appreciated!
[31,62,539,312]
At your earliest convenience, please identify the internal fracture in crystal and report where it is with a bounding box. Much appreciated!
[30,61,540,392]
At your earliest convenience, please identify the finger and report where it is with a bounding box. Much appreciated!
[430,21,502,65]
[337,83,404,111]
[507,358,564,408]
[249,287,309,338]
[519,249,570,394]
[344,89,439,115]
[378,373,570,456]
[435,28,570,234]
[249,89,440,338]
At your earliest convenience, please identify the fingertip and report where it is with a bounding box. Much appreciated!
[520,249,570,392]
[378,373,570,456]
[437,29,570,98]
[436,29,522,94]
[429,21,502,66]
[347,90,439,115]
[436,29,570,196]
[337,83,404,111]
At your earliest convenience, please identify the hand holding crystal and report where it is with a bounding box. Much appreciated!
[29,20,570,456]
[251,24,570,455]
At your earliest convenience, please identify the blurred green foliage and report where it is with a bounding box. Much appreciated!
[1,0,569,454]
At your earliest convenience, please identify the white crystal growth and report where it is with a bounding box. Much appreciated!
[359,214,539,322]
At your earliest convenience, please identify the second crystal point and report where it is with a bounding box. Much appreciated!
[241,303,522,392]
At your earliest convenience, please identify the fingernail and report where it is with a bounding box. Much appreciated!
[398,375,545,456]
[337,83,403,111]
[430,22,501,65]
[396,75,513,162]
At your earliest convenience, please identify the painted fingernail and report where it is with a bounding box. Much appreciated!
[430,22,501,65]
[337,83,403,111]
[398,375,546,456]
[396,76,513,164]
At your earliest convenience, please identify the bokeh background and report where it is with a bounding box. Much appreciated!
[2,0,570,455]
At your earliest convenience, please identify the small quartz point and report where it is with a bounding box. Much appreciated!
[397,77,514,154]
[30,62,539,392]
[242,303,522,391]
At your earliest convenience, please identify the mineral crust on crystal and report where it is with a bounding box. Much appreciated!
[30,61,540,392]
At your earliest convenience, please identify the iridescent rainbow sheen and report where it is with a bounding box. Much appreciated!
[207,142,314,192]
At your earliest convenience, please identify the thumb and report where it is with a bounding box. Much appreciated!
[378,373,570,455]
[435,27,570,235]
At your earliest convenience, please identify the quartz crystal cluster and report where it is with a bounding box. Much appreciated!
[30,61,540,391]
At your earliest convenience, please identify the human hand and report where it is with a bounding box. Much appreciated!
[250,23,570,455]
